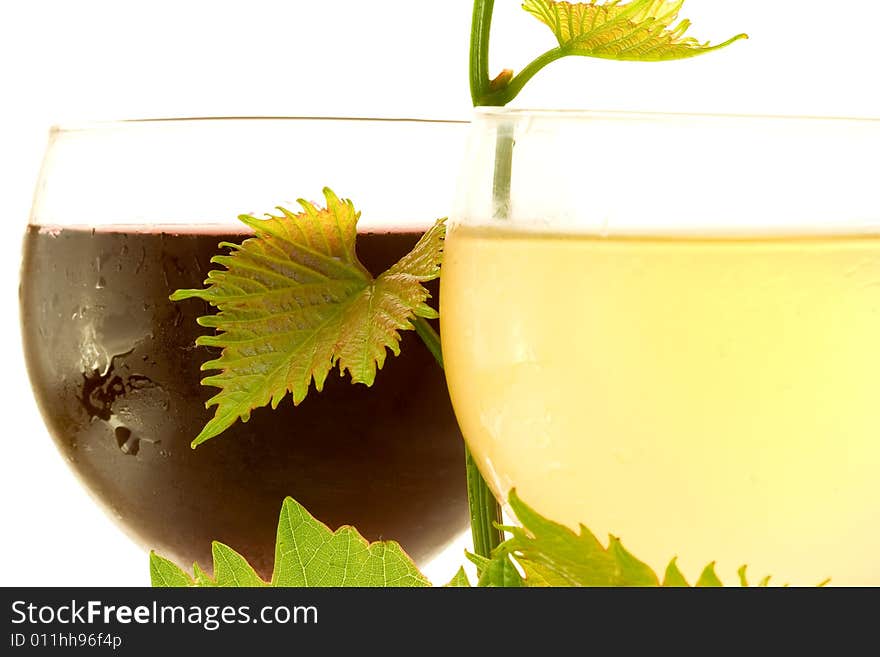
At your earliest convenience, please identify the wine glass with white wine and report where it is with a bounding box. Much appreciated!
[442,108,880,586]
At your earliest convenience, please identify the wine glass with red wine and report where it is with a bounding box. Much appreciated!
[20,117,470,578]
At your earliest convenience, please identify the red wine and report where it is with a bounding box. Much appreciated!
[20,225,468,577]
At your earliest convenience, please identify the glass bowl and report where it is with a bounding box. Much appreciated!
[21,117,470,577]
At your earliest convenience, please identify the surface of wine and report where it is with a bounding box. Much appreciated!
[21,225,468,577]
[441,225,880,586]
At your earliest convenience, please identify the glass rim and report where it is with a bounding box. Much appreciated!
[49,115,469,134]
[460,107,880,236]
[473,107,880,125]
[35,115,469,230]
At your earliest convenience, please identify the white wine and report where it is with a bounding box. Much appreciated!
[441,225,880,586]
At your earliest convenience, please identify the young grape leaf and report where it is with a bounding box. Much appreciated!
[150,496,431,587]
[445,567,472,587]
[171,188,446,446]
[492,490,659,586]
[523,0,748,61]
[488,491,782,587]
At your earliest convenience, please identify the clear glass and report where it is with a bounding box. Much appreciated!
[21,117,470,577]
[441,108,880,586]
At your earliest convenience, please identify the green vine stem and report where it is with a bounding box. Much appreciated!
[491,122,515,220]
[470,0,517,221]
[469,0,563,108]
[469,0,495,106]
[479,47,567,107]
[413,316,504,559]
[462,0,509,559]
[464,446,504,559]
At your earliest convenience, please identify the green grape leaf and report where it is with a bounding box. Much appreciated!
[473,553,526,587]
[171,187,446,446]
[209,543,267,587]
[270,494,430,587]
[150,496,431,588]
[465,551,492,576]
[695,563,724,588]
[149,552,194,587]
[151,491,824,588]
[607,536,659,586]
[488,490,783,587]
[662,558,690,587]
[737,565,750,588]
[492,490,660,586]
[523,0,748,62]
[445,567,473,587]
[192,562,216,587]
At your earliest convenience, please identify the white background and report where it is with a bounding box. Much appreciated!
[1,0,878,586]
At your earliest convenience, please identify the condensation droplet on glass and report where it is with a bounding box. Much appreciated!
[114,425,140,456]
